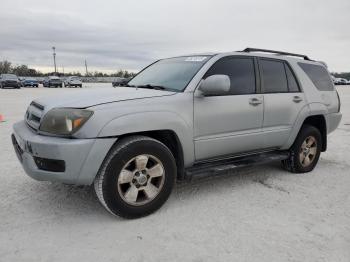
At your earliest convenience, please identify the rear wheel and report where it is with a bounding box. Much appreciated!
[282,125,322,173]
[94,136,176,218]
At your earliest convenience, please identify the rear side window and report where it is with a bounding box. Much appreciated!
[260,59,288,93]
[298,63,334,91]
[204,57,256,95]
[285,64,300,92]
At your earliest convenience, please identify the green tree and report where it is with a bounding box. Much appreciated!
[0,60,12,74]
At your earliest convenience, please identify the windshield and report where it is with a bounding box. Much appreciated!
[2,74,18,80]
[128,56,211,91]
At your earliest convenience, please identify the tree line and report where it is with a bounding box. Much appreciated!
[332,72,350,80]
[0,60,136,78]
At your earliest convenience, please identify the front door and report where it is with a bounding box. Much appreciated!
[194,56,264,161]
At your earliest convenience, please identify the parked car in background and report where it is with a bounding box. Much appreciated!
[112,77,131,87]
[65,76,82,88]
[0,74,21,89]
[43,76,63,88]
[334,78,348,85]
[22,78,39,88]
[12,48,341,218]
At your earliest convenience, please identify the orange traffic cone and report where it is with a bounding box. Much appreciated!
[0,114,5,122]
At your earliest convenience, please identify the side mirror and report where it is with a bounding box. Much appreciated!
[197,74,230,96]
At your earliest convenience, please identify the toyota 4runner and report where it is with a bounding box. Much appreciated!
[12,48,342,218]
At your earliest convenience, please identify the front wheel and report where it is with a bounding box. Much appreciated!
[282,125,322,173]
[94,136,176,218]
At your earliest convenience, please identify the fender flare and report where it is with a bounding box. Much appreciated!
[282,103,327,150]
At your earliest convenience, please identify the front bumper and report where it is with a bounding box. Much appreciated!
[48,82,62,87]
[12,120,117,185]
[23,83,38,87]
[2,81,20,88]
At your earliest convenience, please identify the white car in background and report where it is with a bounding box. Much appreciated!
[65,76,82,88]
[334,78,347,85]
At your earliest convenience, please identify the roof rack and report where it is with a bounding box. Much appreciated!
[242,48,311,61]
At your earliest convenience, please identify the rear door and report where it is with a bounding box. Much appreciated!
[259,58,306,148]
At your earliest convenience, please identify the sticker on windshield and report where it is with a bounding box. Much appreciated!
[185,56,207,62]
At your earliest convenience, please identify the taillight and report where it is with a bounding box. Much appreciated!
[336,90,341,112]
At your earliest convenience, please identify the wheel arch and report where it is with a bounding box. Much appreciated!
[301,115,327,151]
[96,111,194,170]
[116,130,185,180]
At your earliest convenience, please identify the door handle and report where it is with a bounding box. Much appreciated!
[249,98,262,106]
[293,96,303,103]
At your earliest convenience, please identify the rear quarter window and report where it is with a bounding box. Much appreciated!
[298,63,334,91]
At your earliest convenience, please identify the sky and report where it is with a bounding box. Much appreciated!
[0,0,349,73]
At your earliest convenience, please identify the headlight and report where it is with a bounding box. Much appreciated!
[39,108,93,136]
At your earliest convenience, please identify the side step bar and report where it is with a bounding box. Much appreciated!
[184,151,290,181]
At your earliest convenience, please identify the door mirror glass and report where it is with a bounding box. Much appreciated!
[198,74,230,96]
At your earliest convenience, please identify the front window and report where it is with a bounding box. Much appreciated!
[128,56,211,92]
[204,57,256,95]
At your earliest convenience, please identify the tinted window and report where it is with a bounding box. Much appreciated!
[298,63,334,91]
[260,59,288,93]
[204,57,256,95]
[285,64,300,92]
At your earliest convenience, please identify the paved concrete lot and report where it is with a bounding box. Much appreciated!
[1,84,350,261]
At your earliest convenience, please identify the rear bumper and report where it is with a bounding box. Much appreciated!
[326,112,342,134]
[12,120,117,185]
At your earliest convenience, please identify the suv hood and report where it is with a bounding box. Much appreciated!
[33,87,176,109]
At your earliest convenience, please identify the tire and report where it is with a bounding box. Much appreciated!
[282,125,322,173]
[94,135,176,218]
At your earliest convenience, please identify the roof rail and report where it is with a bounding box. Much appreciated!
[242,48,311,61]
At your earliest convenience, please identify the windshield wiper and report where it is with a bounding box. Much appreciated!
[135,84,166,90]
[125,83,179,92]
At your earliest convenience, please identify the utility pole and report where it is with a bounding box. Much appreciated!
[85,60,88,76]
[52,47,57,74]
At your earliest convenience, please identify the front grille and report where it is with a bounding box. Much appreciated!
[25,102,44,131]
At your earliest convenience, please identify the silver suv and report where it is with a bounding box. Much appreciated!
[64,76,83,88]
[12,48,342,218]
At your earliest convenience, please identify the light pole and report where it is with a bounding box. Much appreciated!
[85,60,88,76]
[52,47,57,74]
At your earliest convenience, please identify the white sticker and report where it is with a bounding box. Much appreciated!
[185,56,207,62]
